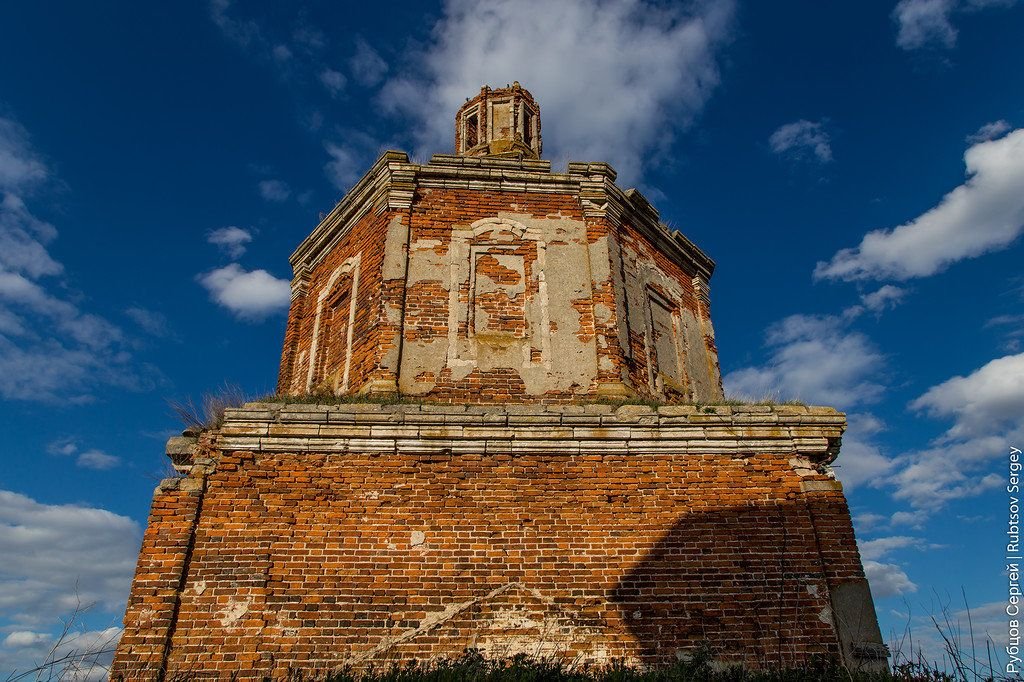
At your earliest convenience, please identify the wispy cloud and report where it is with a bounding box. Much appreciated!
[892,0,958,49]
[319,68,346,97]
[967,119,1011,143]
[724,312,886,407]
[124,306,170,338]
[769,120,833,163]
[378,0,735,183]
[75,449,121,471]
[206,226,253,259]
[45,438,122,470]
[0,114,153,402]
[860,285,907,314]
[816,128,1024,281]
[858,535,927,598]
[0,118,47,191]
[322,130,393,192]
[892,0,1019,50]
[257,179,291,202]
[349,38,388,87]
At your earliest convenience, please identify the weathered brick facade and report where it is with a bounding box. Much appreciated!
[275,84,723,404]
[113,85,885,679]
[114,404,885,679]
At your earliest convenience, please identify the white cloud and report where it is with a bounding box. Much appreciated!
[889,509,928,528]
[859,535,925,598]
[349,39,388,87]
[724,313,896,489]
[892,0,957,50]
[863,560,917,598]
[816,128,1024,281]
[768,120,832,163]
[0,490,140,628]
[4,630,50,648]
[0,193,61,279]
[272,44,292,63]
[886,353,1024,508]
[724,313,885,407]
[853,512,887,533]
[257,179,291,202]
[197,263,290,321]
[208,0,261,49]
[47,437,78,457]
[834,433,898,489]
[75,449,121,471]
[860,285,907,313]
[967,119,1011,143]
[859,535,924,561]
[910,352,1024,440]
[206,226,253,258]
[319,68,347,96]
[378,0,735,184]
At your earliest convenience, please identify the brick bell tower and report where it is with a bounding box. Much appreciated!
[113,84,887,679]
[275,81,725,404]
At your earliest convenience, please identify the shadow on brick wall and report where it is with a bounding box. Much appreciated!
[609,497,847,669]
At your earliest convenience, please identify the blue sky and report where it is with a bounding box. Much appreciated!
[1,0,1023,676]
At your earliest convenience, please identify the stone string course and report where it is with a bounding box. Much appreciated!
[112,403,885,680]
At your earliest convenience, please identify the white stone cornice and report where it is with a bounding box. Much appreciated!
[215,403,846,465]
[290,151,415,270]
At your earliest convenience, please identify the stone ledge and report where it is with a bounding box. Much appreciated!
[214,402,846,463]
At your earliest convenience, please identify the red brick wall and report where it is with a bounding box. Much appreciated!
[615,221,723,400]
[114,445,862,678]
[403,187,615,402]
[277,209,397,395]
[112,479,205,678]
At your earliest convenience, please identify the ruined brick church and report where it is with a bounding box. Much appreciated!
[113,84,886,679]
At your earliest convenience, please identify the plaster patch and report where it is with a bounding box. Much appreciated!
[218,598,251,628]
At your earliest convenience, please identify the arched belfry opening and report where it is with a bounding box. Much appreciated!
[456,82,541,159]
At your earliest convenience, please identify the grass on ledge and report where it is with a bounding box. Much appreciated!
[170,385,808,432]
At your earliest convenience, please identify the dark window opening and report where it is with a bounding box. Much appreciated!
[466,113,478,148]
[523,109,533,147]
